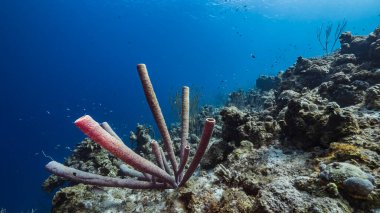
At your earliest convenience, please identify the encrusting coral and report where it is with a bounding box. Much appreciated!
[45,64,215,189]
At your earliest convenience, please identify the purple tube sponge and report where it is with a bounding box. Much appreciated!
[45,64,215,189]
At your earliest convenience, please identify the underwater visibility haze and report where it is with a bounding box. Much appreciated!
[1,0,380,212]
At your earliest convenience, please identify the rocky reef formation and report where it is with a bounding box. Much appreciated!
[44,27,380,212]
[129,123,154,156]
[256,75,281,91]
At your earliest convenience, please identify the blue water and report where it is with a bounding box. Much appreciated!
[0,0,379,211]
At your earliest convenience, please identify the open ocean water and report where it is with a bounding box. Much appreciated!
[0,0,379,212]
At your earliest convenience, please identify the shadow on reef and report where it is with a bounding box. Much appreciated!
[43,27,380,212]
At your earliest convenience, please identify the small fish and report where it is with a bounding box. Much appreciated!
[251,54,256,59]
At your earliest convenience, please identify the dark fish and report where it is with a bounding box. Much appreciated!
[251,54,256,59]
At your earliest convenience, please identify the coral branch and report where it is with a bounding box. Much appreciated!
[46,161,168,189]
[180,118,215,186]
[137,64,178,175]
[75,115,177,187]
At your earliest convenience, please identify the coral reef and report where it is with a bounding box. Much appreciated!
[281,98,360,149]
[366,84,380,110]
[44,27,380,212]
[319,162,375,197]
[226,89,275,111]
[129,123,154,156]
[255,75,281,91]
